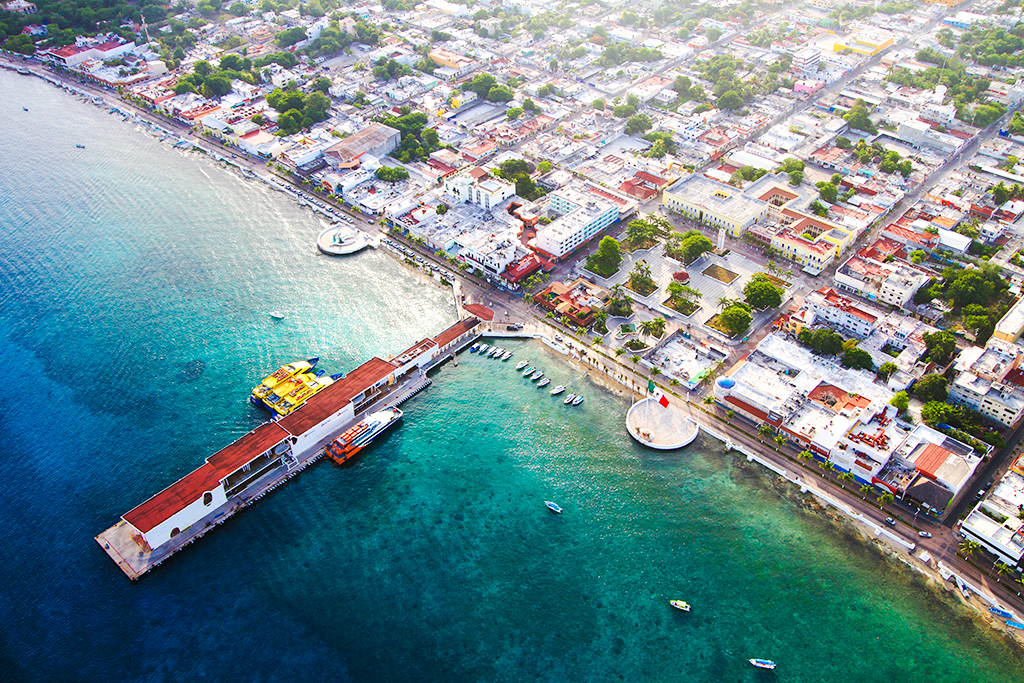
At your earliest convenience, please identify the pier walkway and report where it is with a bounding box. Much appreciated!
[96,369,433,580]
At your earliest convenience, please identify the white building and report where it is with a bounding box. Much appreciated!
[534,185,618,260]
[804,287,881,339]
[443,167,515,210]
[960,460,1024,565]
[792,46,820,75]
[948,340,1024,428]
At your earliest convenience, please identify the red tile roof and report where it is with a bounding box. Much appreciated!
[463,303,493,320]
[123,423,291,533]
[278,357,397,436]
[435,317,480,347]
[915,443,952,480]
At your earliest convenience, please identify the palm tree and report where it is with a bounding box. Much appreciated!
[798,450,813,460]
[819,460,835,471]
[650,367,661,376]
[630,355,641,366]
[860,484,875,495]
[615,347,627,357]
[717,296,733,311]
[995,562,1012,578]
[773,434,786,447]
[703,395,715,405]
[726,409,736,419]
[766,260,780,276]
[638,319,655,338]
[650,316,667,338]
[877,492,895,508]
[837,472,855,482]
[959,540,981,557]
[758,424,773,437]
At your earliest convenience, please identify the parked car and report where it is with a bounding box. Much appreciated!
[885,517,896,526]
[918,532,932,538]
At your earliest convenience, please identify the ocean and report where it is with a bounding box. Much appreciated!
[1,70,1023,682]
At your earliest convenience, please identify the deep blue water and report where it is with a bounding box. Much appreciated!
[1,71,1023,682]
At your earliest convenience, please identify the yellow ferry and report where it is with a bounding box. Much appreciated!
[250,358,339,417]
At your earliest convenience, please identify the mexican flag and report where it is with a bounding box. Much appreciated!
[648,379,669,408]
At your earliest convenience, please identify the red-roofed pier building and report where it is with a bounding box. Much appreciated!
[97,318,480,579]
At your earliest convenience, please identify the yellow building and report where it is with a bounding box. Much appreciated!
[833,29,895,56]
[662,174,769,237]
[920,0,964,6]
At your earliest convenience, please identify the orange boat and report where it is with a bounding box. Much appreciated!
[326,408,403,465]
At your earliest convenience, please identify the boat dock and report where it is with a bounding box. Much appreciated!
[96,317,481,581]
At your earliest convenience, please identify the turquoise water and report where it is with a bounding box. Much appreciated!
[1,71,1023,682]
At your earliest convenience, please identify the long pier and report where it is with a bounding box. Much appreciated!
[96,369,434,580]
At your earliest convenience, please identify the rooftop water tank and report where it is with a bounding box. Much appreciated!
[717,377,735,389]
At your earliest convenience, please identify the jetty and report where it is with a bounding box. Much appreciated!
[96,317,481,580]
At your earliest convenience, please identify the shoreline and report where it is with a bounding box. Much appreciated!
[8,61,1024,647]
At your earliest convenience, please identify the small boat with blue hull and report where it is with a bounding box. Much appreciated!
[572,395,584,406]
[550,385,565,396]
[470,343,480,353]
[991,607,1015,619]
[530,370,544,381]
[1006,620,1024,629]
[749,659,776,670]
[564,393,576,405]
[545,501,562,514]
[537,378,550,388]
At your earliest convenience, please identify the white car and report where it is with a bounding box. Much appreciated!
[918,532,932,538]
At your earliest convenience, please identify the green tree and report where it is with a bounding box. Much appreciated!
[506,107,524,121]
[889,390,909,413]
[375,166,409,182]
[877,492,895,508]
[877,362,898,381]
[921,401,955,426]
[717,89,743,110]
[922,330,957,365]
[817,182,839,203]
[719,303,752,337]
[625,114,653,135]
[843,99,877,134]
[707,27,722,41]
[788,170,803,186]
[593,99,606,110]
[743,274,783,310]
[537,161,552,174]
[586,236,623,277]
[836,136,852,149]
[842,346,874,371]
[759,424,773,437]
[912,374,948,403]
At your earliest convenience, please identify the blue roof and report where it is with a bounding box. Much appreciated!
[717,377,735,389]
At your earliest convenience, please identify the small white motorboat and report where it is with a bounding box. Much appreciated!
[268,311,285,319]
[545,501,562,514]
[530,370,544,381]
[564,393,576,405]
[550,385,566,396]
[515,360,529,370]
[670,600,691,612]
[478,343,489,355]
[749,659,776,670]
[537,378,550,387]
[501,351,513,361]
[572,395,584,406]
[523,366,535,376]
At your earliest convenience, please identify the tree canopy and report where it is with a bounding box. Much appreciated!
[719,303,752,337]
[743,274,783,310]
[911,374,948,403]
[798,328,844,356]
[586,237,623,277]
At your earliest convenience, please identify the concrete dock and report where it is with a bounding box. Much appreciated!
[96,369,436,580]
